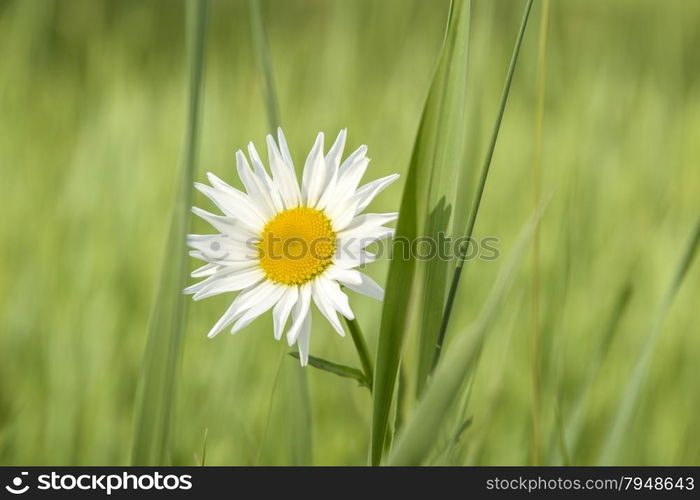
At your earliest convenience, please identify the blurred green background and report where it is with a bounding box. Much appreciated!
[1,0,699,465]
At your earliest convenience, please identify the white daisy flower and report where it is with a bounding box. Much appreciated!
[185,128,399,366]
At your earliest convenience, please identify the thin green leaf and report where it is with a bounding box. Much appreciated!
[130,0,209,466]
[388,201,548,465]
[289,353,370,389]
[415,0,472,398]
[370,0,471,466]
[394,365,407,434]
[599,215,700,463]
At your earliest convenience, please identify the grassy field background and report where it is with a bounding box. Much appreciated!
[1,0,699,465]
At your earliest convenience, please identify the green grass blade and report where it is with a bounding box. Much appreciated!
[370,146,418,464]
[553,397,570,466]
[431,0,535,372]
[389,202,548,465]
[563,281,633,460]
[249,0,280,128]
[599,215,700,464]
[430,361,478,464]
[414,0,471,397]
[370,0,469,465]
[199,428,208,466]
[131,0,210,465]
[529,0,550,465]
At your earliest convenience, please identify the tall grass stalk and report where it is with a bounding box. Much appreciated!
[530,0,550,465]
[249,0,280,128]
[131,0,210,465]
[599,216,700,463]
[431,0,535,372]
[563,282,632,460]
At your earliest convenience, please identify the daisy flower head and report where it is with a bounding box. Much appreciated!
[185,129,399,365]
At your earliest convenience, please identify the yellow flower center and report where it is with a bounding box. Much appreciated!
[258,207,336,285]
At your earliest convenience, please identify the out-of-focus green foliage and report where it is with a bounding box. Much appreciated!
[131,0,209,466]
[1,0,699,465]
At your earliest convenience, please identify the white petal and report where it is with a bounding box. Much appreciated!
[194,181,264,233]
[287,283,311,345]
[333,248,377,269]
[186,234,258,263]
[328,200,360,232]
[205,293,247,338]
[296,309,312,366]
[339,212,399,233]
[184,263,257,293]
[230,284,286,334]
[188,224,254,244]
[338,144,367,178]
[315,130,348,210]
[324,196,358,231]
[316,133,346,210]
[191,262,220,278]
[248,141,284,212]
[230,280,280,315]
[205,283,260,338]
[301,132,327,207]
[338,227,394,249]
[199,175,266,224]
[190,206,255,238]
[335,156,369,198]
[188,250,256,267]
[186,267,264,300]
[205,281,278,337]
[325,129,347,172]
[318,277,354,319]
[277,128,295,172]
[336,212,398,247]
[247,142,272,184]
[337,227,395,253]
[352,174,400,214]
[344,272,384,301]
[312,279,345,337]
[272,286,298,340]
[236,150,276,219]
[324,265,362,286]
[267,133,301,209]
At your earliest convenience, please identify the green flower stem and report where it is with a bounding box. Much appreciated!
[345,316,374,391]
